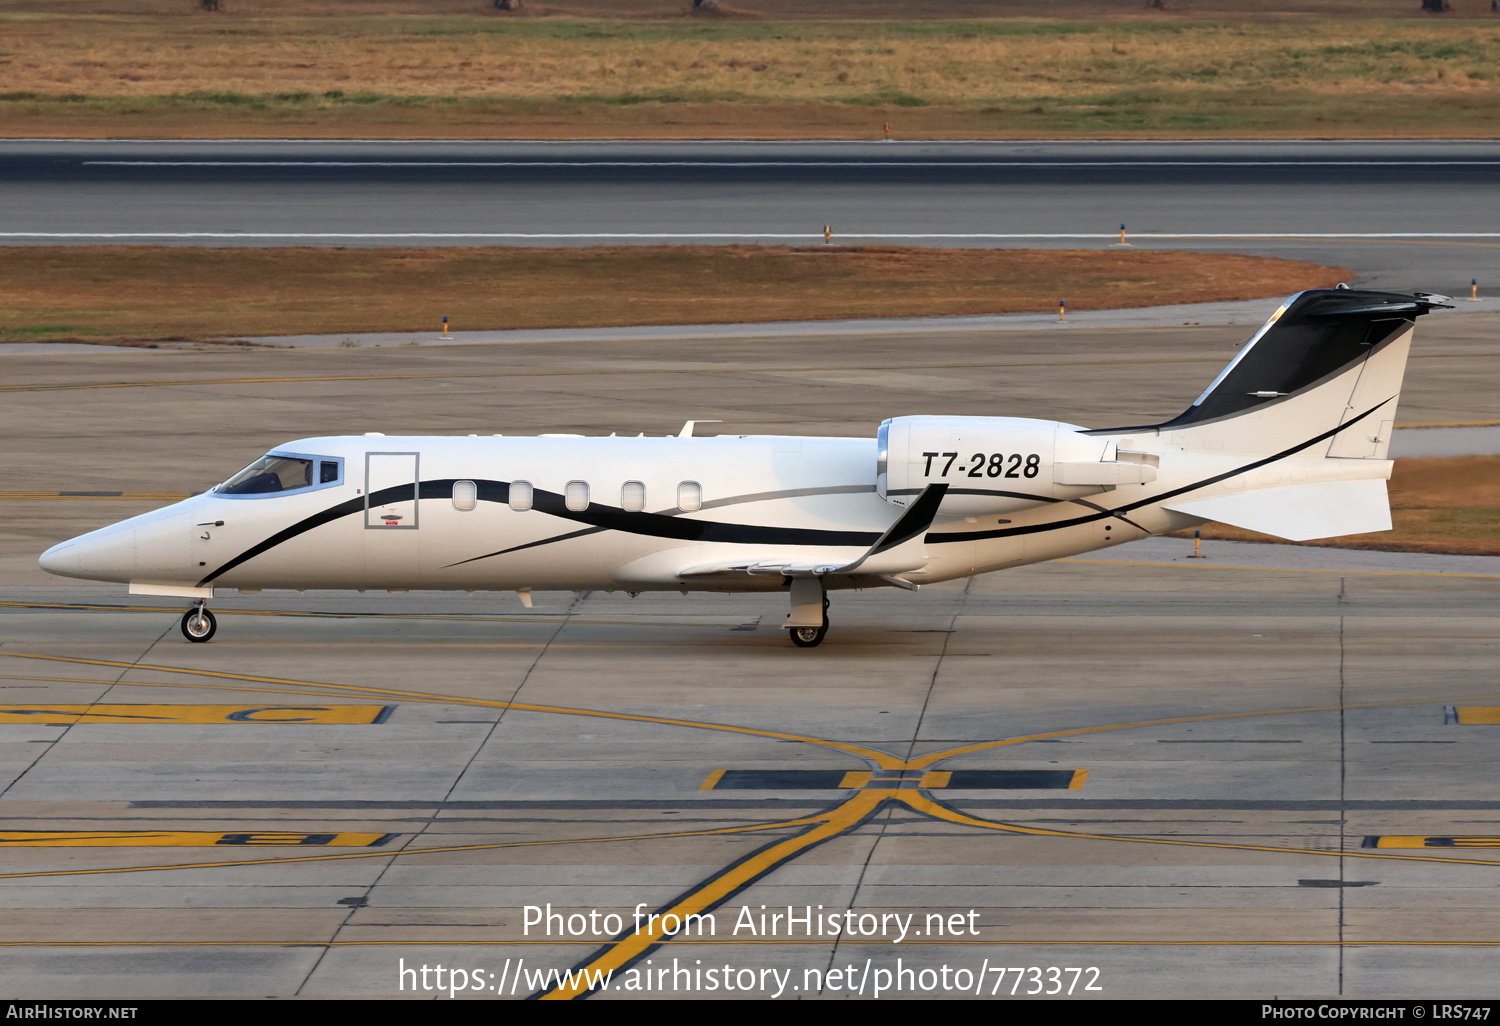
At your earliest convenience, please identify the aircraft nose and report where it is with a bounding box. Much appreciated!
[39,539,80,576]
[38,523,136,582]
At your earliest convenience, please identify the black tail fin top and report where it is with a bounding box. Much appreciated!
[1157,289,1446,429]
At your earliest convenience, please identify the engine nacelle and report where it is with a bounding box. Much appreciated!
[877,416,1158,516]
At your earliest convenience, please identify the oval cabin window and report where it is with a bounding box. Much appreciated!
[677,481,702,513]
[452,480,477,511]
[509,480,533,512]
[565,480,590,512]
[621,480,645,512]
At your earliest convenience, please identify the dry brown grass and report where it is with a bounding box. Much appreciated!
[2,2,1499,137]
[0,244,1348,344]
[1175,455,1500,556]
[3,1,1493,19]
[5,13,1495,101]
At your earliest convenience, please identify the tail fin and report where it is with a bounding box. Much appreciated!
[1151,289,1447,457]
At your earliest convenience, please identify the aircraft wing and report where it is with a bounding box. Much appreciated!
[676,483,947,583]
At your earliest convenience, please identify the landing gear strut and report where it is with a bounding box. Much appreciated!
[785,578,829,648]
[181,601,217,643]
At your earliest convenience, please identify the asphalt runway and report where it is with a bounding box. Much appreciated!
[3,140,1500,294]
[2,319,1499,998]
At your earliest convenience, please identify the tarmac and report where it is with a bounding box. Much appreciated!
[3,312,1499,998]
[6,139,1500,296]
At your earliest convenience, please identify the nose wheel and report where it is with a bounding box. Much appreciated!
[181,603,217,643]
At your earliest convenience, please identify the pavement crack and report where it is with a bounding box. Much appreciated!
[293,592,584,997]
[0,619,173,801]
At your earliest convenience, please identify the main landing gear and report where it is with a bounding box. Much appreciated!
[785,578,830,648]
[789,619,828,648]
[181,601,217,643]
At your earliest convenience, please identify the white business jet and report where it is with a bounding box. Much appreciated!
[40,288,1442,647]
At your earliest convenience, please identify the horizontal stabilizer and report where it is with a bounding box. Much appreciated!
[1164,479,1391,542]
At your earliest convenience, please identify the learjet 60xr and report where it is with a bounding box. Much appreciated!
[40,289,1440,647]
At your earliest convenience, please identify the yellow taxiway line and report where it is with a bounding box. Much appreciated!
[0,703,389,725]
[538,789,891,999]
[7,647,1500,1004]
[0,652,907,768]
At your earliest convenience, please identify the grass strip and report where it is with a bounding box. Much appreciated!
[2,6,1499,138]
[0,245,1348,345]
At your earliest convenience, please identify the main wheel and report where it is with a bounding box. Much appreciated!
[788,624,827,648]
[181,607,217,643]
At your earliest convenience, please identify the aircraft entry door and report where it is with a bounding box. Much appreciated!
[364,452,420,587]
[365,452,420,529]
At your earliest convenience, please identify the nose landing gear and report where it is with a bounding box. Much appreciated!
[181,601,217,643]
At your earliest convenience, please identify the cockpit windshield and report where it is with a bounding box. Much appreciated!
[219,455,317,495]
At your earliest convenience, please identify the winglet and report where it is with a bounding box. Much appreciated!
[838,483,947,576]
[870,482,948,556]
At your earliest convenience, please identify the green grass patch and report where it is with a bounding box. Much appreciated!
[9,324,81,339]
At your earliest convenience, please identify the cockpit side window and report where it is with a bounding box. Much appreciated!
[218,453,341,497]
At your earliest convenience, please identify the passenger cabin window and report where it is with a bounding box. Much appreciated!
[565,481,590,512]
[677,481,702,513]
[509,480,533,512]
[621,480,645,512]
[452,480,477,511]
[220,455,314,495]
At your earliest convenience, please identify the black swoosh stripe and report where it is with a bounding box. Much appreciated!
[445,526,608,567]
[927,398,1393,546]
[198,479,469,585]
[199,478,882,585]
[198,493,363,586]
[522,488,878,547]
[1071,497,1152,535]
[449,484,882,566]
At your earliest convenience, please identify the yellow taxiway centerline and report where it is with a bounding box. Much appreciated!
[0,815,828,882]
[0,703,390,725]
[538,789,889,1000]
[0,831,393,847]
[0,652,906,768]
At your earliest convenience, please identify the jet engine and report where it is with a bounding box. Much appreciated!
[877,416,1158,516]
